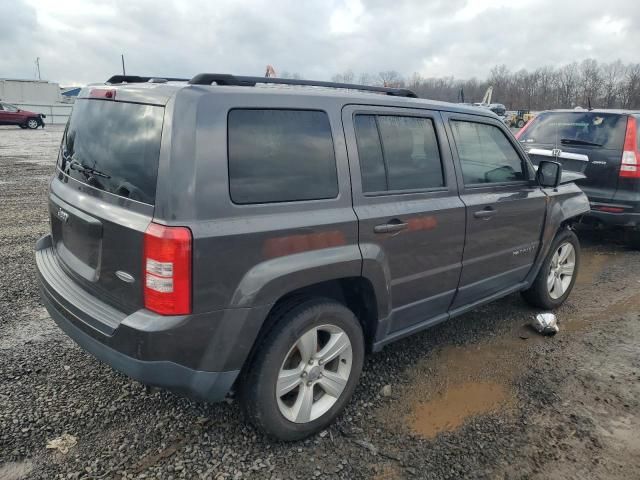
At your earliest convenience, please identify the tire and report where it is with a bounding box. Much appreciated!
[239,298,364,441]
[516,119,525,128]
[26,118,39,129]
[522,228,580,310]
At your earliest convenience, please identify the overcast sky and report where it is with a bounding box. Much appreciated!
[2,0,639,86]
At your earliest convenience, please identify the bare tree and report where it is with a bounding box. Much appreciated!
[580,59,603,107]
[332,70,355,84]
[329,58,639,110]
[602,60,625,108]
[378,70,404,87]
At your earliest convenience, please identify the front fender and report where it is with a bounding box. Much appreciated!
[229,245,363,308]
[525,183,590,284]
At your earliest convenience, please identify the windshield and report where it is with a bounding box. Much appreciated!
[519,112,626,150]
[60,99,164,204]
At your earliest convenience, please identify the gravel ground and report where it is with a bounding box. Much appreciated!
[1,125,639,480]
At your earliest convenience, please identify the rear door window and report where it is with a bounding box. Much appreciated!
[61,99,164,205]
[519,112,626,149]
[228,109,338,204]
[354,114,444,193]
[451,120,525,185]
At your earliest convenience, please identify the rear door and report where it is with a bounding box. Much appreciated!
[342,106,465,336]
[443,113,547,309]
[519,111,627,203]
[50,96,165,314]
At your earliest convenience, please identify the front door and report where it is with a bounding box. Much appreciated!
[342,106,466,339]
[442,113,547,309]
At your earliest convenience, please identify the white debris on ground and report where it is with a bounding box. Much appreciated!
[531,313,559,336]
[45,434,77,454]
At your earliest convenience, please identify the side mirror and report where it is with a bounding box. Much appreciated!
[537,160,562,188]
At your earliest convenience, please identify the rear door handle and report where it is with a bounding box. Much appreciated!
[374,220,408,234]
[473,208,497,219]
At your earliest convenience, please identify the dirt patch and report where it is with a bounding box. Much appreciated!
[0,307,61,350]
[575,251,612,285]
[407,381,510,438]
[372,462,405,480]
[379,332,542,439]
[0,460,34,480]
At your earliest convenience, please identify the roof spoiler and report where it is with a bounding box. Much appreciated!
[106,75,190,84]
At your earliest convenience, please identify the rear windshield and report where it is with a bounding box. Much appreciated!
[60,99,164,204]
[519,112,626,150]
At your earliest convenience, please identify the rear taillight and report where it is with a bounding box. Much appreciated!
[143,223,192,315]
[620,116,640,178]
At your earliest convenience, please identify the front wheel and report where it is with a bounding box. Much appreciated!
[239,298,364,441]
[26,118,39,129]
[516,119,526,128]
[522,228,580,310]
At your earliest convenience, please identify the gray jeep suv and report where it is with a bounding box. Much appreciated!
[36,74,590,440]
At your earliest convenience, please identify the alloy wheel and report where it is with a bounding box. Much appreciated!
[547,242,576,299]
[276,324,353,423]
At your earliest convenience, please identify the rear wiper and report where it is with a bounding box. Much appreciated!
[68,158,111,179]
[560,138,602,147]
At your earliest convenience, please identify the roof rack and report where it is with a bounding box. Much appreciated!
[188,73,418,98]
[106,75,189,84]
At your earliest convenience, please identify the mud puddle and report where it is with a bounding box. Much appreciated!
[408,381,510,438]
[380,332,539,439]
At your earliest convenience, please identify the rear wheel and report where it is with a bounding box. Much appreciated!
[522,228,580,309]
[26,118,39,129]
[516,119,525,128]
[627,230,640,250]
[239,298,364,441]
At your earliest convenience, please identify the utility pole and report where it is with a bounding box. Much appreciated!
[35,57,41,80]
[121,54,126,76]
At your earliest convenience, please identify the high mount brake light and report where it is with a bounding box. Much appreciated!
[620,116,640,179]
[143,223,192,315]
[89,88,116,100]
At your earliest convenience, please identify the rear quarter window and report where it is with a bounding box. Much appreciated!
[228,109,338,204]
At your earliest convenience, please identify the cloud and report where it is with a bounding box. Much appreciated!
[1,0,639,86]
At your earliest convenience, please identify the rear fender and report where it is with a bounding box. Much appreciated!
[228,245,363,308]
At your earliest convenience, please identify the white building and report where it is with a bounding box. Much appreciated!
[0,78,71,124]
[0,79,61,103]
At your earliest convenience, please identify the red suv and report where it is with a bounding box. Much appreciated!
[0,102,45,129]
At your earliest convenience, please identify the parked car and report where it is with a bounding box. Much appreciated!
[517,109,640,247]
[36,74,589,440]
[0,101,45,128]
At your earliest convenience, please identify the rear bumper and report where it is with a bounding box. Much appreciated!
[35,234,264,402]
[585,206,640,228]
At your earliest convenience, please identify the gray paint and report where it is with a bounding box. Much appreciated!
[36,80,590,402]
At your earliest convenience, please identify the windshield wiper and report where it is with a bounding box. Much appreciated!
[68,158,111,179]
[560,138,603,147]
